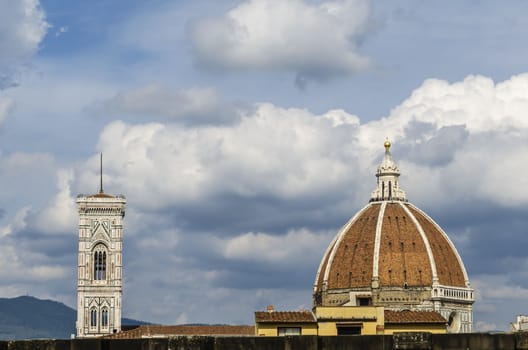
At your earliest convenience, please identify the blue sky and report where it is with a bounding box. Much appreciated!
[1,0,528,332]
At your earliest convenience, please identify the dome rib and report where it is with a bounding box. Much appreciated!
[321,203,379,289]
[313,237,337,293]
[407,204,468,287]
[314,203,372,291]
[372,201,387,283]
[400,202,438,284]
[376,202,433,287]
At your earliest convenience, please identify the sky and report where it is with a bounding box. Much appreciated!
[1,0,528,332]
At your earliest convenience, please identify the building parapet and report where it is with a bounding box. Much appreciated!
[432,285,474,302]
[2,333,526,350]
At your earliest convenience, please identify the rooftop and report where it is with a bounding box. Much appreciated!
[384,310,446,324]
[254,310,317,323]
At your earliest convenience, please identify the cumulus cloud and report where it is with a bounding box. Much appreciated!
[94,85,243,126]
[0,152,74,300]
[362,74,528,141]
[85,103,362,213]
[471,275,528,331]
[357,74,528,209]
[401,123,469,167]
[0,96,14,126]
[0,205,68,289]
[35,168,77,235]
[0,206,30,237]
[190,0,372,86]
[89,74,528,219]
[0,0,49,87]
[223,229,332,264]
[0,240,67,282]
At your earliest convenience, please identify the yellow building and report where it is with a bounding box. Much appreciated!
[314,306,384,335]
[255,306,446,336]
[255,306,317,336]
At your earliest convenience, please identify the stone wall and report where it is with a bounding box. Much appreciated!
[2,332,528,350]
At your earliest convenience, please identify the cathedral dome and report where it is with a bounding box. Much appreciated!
[313,140,474,332]
[313,200,468,293]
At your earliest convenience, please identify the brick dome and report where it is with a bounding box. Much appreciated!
[313,201,469,293]
[312,141,474,333]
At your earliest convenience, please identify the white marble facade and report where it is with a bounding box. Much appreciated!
[76,191,126,337]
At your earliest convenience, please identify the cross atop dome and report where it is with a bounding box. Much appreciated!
[370,139,407,202]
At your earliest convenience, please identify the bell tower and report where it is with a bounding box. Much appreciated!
[76,155,126,337]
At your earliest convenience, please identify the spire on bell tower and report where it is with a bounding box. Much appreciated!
[99,153,104,194]
[370,138,407,202]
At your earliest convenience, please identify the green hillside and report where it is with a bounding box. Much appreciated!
[0,296,146,340]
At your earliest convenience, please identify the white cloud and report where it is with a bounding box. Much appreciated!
[35,168,77,235]
[27,265,67,280]
[0,96,14,125]
[137,228,179,250]
[54,26,68,37]
[223,228,333,263]
[0,0,49,85]
[357,73,528,208]
[0,206,30,237]
[80,73,528,215]
[190,0,371,84]
[0,225,67,283]
[475,276,528,300]
[471,275,528,330]
[361,74,528,143]
[0,253,67,282]
[86,103,363,210]
[0,151,72,295]
[95,85,242,125]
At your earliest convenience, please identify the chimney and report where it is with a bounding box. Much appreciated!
[267,305,274,313]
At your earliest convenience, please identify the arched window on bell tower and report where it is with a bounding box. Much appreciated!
[93,244,107,281]
[90,308,97,328]
[101,308,109,328]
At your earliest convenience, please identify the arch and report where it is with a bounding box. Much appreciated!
[93,244,108,281]
[101,307,109,328]
[447,311,461,333]
[90,308,97,328]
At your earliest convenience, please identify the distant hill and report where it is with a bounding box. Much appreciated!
[0,296,147,340]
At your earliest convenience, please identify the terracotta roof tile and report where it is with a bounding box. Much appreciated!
[384,310,446,324]
[103,325,255,339]
[254,310,316,323]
